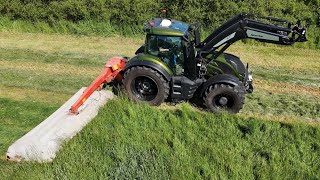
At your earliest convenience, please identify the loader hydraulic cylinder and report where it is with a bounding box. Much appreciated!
[70,57,126,114]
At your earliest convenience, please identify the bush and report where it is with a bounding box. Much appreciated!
[0,0,319,48]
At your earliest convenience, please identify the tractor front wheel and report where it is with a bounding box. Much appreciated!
[203,84,245,113]
[123,66,169,106]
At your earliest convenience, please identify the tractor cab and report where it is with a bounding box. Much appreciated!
[141,18,199,79]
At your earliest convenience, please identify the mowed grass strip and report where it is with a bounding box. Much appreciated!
[238,113,319,126]
[243,90,320,121]
[0,68,95,94]
[0,48,109,67]
[0,60,102,77]
[0,32,141,56]
[0,85,70,105]
[253,67,320,88]
[1,98,319,179]
[1,31,319,73]
[255,79,320,97]
[228,43,320,74]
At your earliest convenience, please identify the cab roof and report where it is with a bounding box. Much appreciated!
[144,18,190,36]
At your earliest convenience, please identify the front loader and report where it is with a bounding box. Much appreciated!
[6,13,307,162]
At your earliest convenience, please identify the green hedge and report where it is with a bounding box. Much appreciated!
[0,0,319,48]
[1,0,319,26]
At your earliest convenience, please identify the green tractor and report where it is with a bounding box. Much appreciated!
[116,13,307,113]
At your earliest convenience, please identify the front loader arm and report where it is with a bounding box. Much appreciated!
[199,12,307,53]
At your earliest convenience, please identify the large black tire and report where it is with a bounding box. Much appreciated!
[203,84,245,113]
[123,66,169,106]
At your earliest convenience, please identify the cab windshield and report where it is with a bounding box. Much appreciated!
[147,35,184,74]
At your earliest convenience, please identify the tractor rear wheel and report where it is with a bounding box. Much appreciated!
[203,84,245,113]
[123,66,169,106]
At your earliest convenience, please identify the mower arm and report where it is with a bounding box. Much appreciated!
[199,12,307,53]
[70,57,126,114]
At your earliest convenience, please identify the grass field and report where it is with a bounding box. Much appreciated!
[0,32,319,179]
